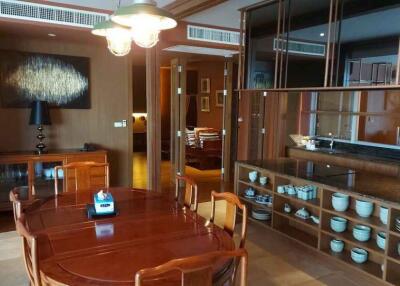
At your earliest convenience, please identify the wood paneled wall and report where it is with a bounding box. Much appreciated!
[0,36,132,187]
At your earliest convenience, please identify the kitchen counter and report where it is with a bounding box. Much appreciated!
[239,158,400,205]
[289,146,400,166]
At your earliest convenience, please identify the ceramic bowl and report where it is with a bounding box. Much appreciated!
[330,239,344,253]
[355,200,374,218]
[351,248,368,264]
[353,225,371,242]
[330,217,348,233]
[277,185,285,194]
[398,242,400,256]
[248,171,257,182]
[379,206,388,225]
[331,193,350,212]
[259,176,268,186]
[376,232,386,250]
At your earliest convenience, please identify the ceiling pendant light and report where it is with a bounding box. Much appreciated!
[92,20,132,57]
[112,0,177,48]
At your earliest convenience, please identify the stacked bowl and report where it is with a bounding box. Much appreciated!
[379,206,388,225]
[330,217,348,233]
[352,225,371,242]
[355,200,374,218]
[376,232,386,250]
[252,209,271,221]
[351,248,368,264]
[332,193,350,212]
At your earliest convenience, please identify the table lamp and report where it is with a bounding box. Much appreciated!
[29,101,51,154]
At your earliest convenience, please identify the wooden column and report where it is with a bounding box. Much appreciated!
[170,58,187,181]
[222,59,233,181]
[146,47,161,191]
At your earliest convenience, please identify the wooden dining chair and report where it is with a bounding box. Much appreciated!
[135,248,248,286]
[210,191,248,249]
[15,214,41,286]
[175,175,198,212]
[54,161,109,195]
[9,188,22,223]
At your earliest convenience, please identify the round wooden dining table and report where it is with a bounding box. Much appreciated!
[25,187,235,285]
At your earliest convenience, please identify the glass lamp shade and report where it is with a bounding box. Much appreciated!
[132,27,160,48]
[111,1,177,49]
[92,20,132,56]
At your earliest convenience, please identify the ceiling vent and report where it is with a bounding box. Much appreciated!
[187,24,240,46]
[0,0,107,28]
[273,38,326,57]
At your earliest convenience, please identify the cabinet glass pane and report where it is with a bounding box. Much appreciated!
[33,161,62,198]
[332,0,400,87]
[246,1,279,89]
[0,163,28,210]
[281,0,331,88]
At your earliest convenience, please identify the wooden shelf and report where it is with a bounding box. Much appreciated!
[239,195,273,211]
[321,229,385,256]
[274,210,320,231]
[275,192,320,209]
[323,208,386,231]
[235,161,400,286]
[238,179,273,194]
[321,248,383,279]
[275,224,318,249]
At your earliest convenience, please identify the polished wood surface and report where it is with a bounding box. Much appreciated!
[16,214,41,286]
[135,249,247,286]
[287,146,399,177]
[54,161,109,195]
[0,150,107,211]
[210,191,248,248]
[175,175,198,212]
[24,188,235,285]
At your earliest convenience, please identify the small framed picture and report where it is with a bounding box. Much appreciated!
[215,90,224,107]
[200,78,210,94]
[200,96,210,112]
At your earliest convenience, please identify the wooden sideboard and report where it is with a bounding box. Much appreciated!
[235,159,400,285]
[0,149,107,211]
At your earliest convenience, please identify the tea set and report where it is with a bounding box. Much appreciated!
[248,171,269,186]
[277,184,317,201]
[244,188,273,206]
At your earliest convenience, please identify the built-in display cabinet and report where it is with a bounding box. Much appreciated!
[0,150,107,211]
[235,159,400,285]
[244,0,400,89]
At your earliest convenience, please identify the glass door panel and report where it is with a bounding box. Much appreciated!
[246,1,280,89]
[33,161,62,198]
[280,0,331,88]
[0,163,28,210]
[331,0,400,87]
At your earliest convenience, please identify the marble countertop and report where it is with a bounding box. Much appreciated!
[239,158,400,205]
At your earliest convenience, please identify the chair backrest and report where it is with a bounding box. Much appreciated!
[175,175,198,212]
[210,191,247,248]
[15,214,41,286]
[135,248,248,286]
[54,161,109,194]
[9,187,22,223]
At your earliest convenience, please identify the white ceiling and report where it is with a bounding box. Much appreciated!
[47,0,174,10]
[184,0,261,29]
[47,0,261,29]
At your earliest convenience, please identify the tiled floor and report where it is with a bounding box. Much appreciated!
[0,201,386,286]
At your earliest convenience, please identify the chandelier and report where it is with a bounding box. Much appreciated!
[92,0,177,56]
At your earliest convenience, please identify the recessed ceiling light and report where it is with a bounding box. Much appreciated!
[320,32,325,37]
[48,33,56,37]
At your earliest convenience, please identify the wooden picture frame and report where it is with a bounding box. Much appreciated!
[215,90,224,107]
[200,78,210,94]
[200,96,210,112]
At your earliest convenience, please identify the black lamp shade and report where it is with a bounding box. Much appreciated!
[29,101,51,125]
